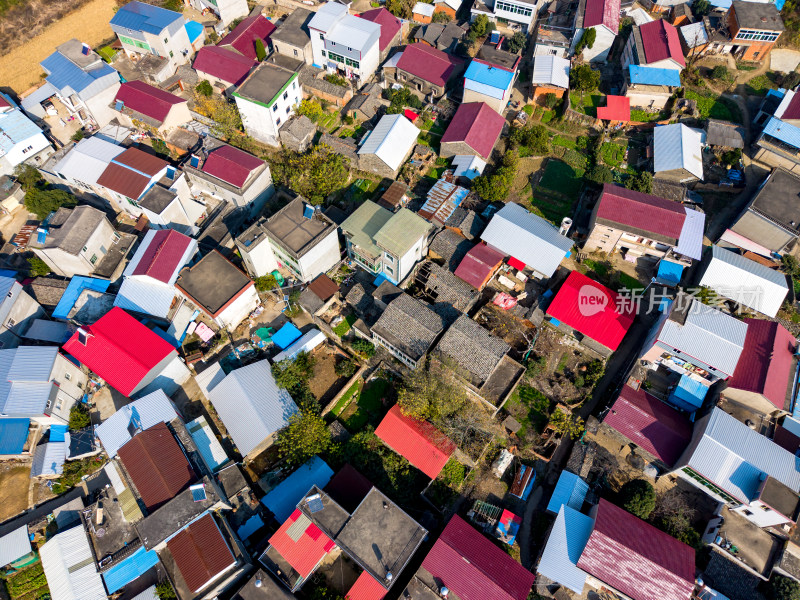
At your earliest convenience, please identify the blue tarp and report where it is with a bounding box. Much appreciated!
[49,424,68,443]
[102,546,160,593]
[262,456,333,522]
[547,471,589,514]
[464,60,515,90]
[0,270,17,278]
[495,511,520,546]
[237,514,265,540]
[668,374,709,412]
[373,273,390,288]
[52,277,111,320]
[657,260,685,285]
[272,322,302,349]
[0,419,30,454]
[185,20,205,42]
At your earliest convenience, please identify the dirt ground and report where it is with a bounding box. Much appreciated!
[1,0,117,95]
[474,304,534,354]
[0,462,32,521]
[308,347,349,405]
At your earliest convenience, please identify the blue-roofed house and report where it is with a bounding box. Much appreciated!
[463,57,518,114]
[110,1,198,71]
[21,39,120,128]
[547,471,590,514]
[623,65,682,111]
[755,115,800,172]
[262,455,334,521]
[537,505,594,593]
[102,546,161,594]
[0,94,53,177]
[186,415,230,473]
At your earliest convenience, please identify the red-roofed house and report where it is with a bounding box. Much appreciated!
[454,242,505,289]
[358,8,402,60]
[165,513,239,595]
[113,80,191,134]
[546,270,635,355]
[440,102,506,161]
[393,43,464,100]
[63,307,190,397]
[726,318,797,415]
[95,147,171,216]
[576,499,695,600]
[346,572,387,600]
[403,514,535,600]
[572,0,621,62]
[623,20,686,71]
[183,142,274,216]
[375,404,456,479]
[193,45,256,91]
[603,385,693,467]
[596,95,631,123]
[262,508,336,592]
[219,14,277,61]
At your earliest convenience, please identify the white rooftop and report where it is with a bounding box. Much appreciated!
[654,123,704,180]
[358,113,419,171]
[532,54,570,89]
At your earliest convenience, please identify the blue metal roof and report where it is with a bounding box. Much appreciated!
[668,373,709,412]
[547,471,590,514]
[762,116,800,150]
[52,277,111,320]
[537,506,594,594]
[40,51,117,95]
[237,514,264,540]
[657,259,685,285]
[262,456,333,521]
[110,1,183,35]
[0,419,30,455]
[0,106,45,155]
[271,322,302,350]
[185,20,204,43]
[49,424,68,443]
[464,60,515,91]
[102,546,161,593]
[628,65,681,88]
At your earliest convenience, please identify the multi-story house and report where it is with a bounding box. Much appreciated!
[463,56,519,113]
[392,43,464,101]
[470,0,538,33]
[0,277,47,350]
[270,8,313,64]
[95,146,170,216]
[110,1,201,72]
[570,0,620,62]
[22,39,120,129]
[233,62,302,146]
[341,201,433,285]
[309,2,381,84]
[0,95,53,177]
[727,0,784,61]
[185,0,248,27]
[235,195,340,282]
[622,19,686,72]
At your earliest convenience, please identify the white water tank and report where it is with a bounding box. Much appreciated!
[559,218,573,236]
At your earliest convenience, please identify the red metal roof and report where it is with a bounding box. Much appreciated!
[115,80,186,124]
[454,243,504,289]
[603,386,693,465]
[358,8,401,51]
[441,102,505,160]
[729,318,796,409]
[577,499,695,600]
[0,95,11,109]
[375,405,456,479]
[219,14,276,61]
[545,270,635,351]
[96,163,151,200]
[346,571,386,600]
[114,147,169,177]
[201,144,264,188]
[167,513,236,593]
[596,95,631,122]
[639,20,685,67]
[595,183,686,242]
[132,229,193,283]
[268,509,335,578]
[583,0,621,31]
[63,307,177,397]
[396,43,463,88]
[193,45,256,87]
[421,515,535,600]
[782,92,800,119]
[117,422,196,510]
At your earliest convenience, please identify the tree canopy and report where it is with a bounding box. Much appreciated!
[575,27,596,53]
[472,151,519,202]
[271,144,350,205]
[618,479,657,520]
[570,64,600,92]
[276,410,332,467]
[625,170,653,194]
[769,575,800,600]
[25,187,77,220]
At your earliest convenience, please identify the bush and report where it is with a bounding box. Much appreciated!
[575,27,596,53]
[335,359,358,378]
[68,403,91,430]
[70,129,85,142]
[618,479,656,519]
[28,256,51,277]
[324,73,348,87]
[570,63,600,92]
[769,575,800,600]
[151,138,169,157]
[24,187,77,220]
[432,10,451,22]
[351,338,376,357]
[276,410,332,467]
[543,93,558,109]
[255,38,267,61]
[195,80,213,97]
[585,164,613,185]
[156,580,177,600]
[625,171,653,194]
[507,31,527,53]
[332,314,355,337]
[254,274,277,292]
[711,65,731,81]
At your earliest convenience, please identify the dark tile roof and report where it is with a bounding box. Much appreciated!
[176,250,252,317]
[703,549,767,600]
[436,314,509,384]
[372,293,446,361]
[421,261,479,315]
[445,207,485,240]
[429,228,473,270]
[30,206,107,255]
[706,119,745,149]
[25,277,69,310]
[270,8,313,49]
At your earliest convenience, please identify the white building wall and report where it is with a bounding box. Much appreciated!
[240,239,279,278]
[571,25,616,62]
[0,130,51,176]
[393,235,428,283]
[240,166,275,216]
[492,0,536,31]
[0,285,46,348]
[84,82,122,128]
[732,500,793,528]
[215,284,259,330]
[236,97,283,146]
[130,350,179,397]
[296,230,340,282]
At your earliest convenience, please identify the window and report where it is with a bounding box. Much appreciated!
[328,51,345,63]
[321,50,326,57]
[64,373,71,381]
[90,254,98,265]
[345,57,359,68]
[6,319,14,327]
[319,33,324,39]
[276,117,281,126]
[164,37,168,43]
[55,399,63,410]
[293,82,296,89]
[293,49,298,56]
[273,104,278,112]
[82,246,88,252]
[283,91,288,100]
[169,50,173,58]
[495,0,532,17]
[286,106,290,113]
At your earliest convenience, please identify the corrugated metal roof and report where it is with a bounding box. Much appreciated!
[166,513,236,593]
[654,124,703,179]
[2,381,54,419]
[41,50,118,97]
[373,208,431,258]
[481,203,572,278]
[452,155,486,180]
[102,545,160,593]
[531,55,570,89]
[263,456,334,522]
[8,346,58,382]
[325,12,380,50]
[95,389,178,457]
[114,277,178,319]
[464,59,515,90]
[272,329,326,362]
[674,207,705,260]
[699,245,788,317]
[267,509,335,579]
[0,418,30,455]
[688,408,800,500]
[53,137,125,186]
[546,471,589,514]
[186,415,230,473]
[346,571,387,600]
[657,298,747,376]
[125,229,196,284]
[537,506,592,593]
[194,362,226,400]
[0,105,46,155]
[358,114,419,172]
[0,526,31,567]
[111,1,183,34]
[680,22,708,48]
[208,359,299,457]
[52,276,110,320]
[340,201,393,258]
[40,525,107,600]
[762,116,800,150]
[628,65,681,87]
[309,1,348,33]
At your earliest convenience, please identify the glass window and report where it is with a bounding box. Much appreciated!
[273,104,278,111]
[276,117,281,125]
[286,106,290,113]
[283,91,288,100]
[319,33,324,39]
[164,37,168,43]
[169,50,173,58]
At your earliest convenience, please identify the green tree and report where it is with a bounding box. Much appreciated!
[543,93,558,109]
[769,575,800,600]
[334,358,358,378]
[397,364,468,422]
[432,10,451,22]
[254,274,277,292]
[25,188,77,220]
[472,151,519,201]
[68,403,91,431]
[151,138,169,157]
[155,580,177,600]
[570,63,600,93]
[693,0,711,15]
[271,144,350,204]
[14,164,43,191]
[618,479,657,520]
[470,14,490,38]
[575,27,596,53]
[255,38,267,61]
[549,410,585,439]
[386,0,413,19]
[275,410,332,467]
[711,64,730,81]
[507,31,527,53]
[71,129,85,142]
[195,80,213,97]
[27,256,51,277]
[625,170,653,193]
[586,164,614,185]
[194,93,243,141]
[296,99,324,122]
[783,71,800,90]
[351,338,376,357]
[272,352,316,392]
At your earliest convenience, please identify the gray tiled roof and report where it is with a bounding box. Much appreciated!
[423,261,479,313]
[372,293,445,360]
[429,229,473,270]
[436,314,509,383]
[445,207,485,241]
